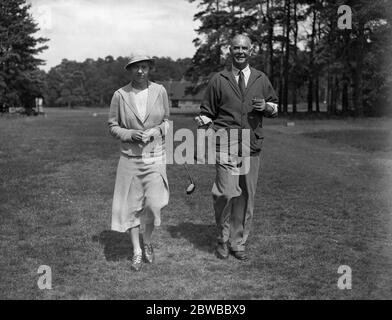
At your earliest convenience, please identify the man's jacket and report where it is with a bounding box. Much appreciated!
[200,67,278,155]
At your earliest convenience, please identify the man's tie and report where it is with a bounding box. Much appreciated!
[238,70,245,98]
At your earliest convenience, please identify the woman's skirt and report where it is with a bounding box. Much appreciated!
[111,154,169,232]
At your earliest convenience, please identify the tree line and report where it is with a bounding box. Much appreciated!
[1,0,391,116]
[45,56,191,108]
[0,0,192,111]
[186,0,392,116]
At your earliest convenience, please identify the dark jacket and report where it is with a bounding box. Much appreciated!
[200,67,278,155]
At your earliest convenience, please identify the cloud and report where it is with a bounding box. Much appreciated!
[27,0,199,70]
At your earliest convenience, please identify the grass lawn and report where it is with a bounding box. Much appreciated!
[0,109,391,299]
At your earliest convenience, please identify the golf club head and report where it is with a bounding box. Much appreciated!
[186,183,195,195]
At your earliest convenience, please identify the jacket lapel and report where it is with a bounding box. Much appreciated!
[221,68,242,100]
[143,82,160,123]
[118,83,144,123]
[245,68,262,96]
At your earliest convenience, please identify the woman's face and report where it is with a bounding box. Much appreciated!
[129,61,150,84]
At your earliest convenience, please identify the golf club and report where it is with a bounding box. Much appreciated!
[184,163,195,194]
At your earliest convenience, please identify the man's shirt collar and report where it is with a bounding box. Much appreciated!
[232,64,250,76]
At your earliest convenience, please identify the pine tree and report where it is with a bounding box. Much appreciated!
[0,0,48,112]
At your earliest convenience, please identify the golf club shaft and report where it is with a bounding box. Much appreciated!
[183,163,194,184]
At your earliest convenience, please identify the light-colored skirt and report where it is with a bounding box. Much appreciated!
[111,154,169,232]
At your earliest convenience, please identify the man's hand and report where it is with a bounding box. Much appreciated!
[194,115,212,127]
[141,128,160,143]
[252,98,266,112]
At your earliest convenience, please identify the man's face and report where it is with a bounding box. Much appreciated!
[230,37,252,68]
[129,61,150,83]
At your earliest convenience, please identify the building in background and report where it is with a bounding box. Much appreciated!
[158,80,204,110]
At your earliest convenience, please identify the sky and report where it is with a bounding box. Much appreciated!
[27,0,200,71]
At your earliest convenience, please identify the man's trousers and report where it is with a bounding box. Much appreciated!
[212,154,261,252]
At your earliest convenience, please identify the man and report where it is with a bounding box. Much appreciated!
[195,34,278,261]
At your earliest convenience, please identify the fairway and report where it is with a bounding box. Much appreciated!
[1,109,392,299]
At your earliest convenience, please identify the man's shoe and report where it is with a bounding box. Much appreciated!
[131,252,143,271]
[215,242,229,259]
[230,250,248,261]
[143,244,154,264]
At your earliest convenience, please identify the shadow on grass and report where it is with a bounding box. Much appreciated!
[92,230,133,262]
[166,222,217,253]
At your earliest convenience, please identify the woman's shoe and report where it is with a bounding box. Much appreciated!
[143,244,154,263]
[131,252,143,271]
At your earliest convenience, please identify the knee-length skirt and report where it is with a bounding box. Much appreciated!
[111,154,169,232]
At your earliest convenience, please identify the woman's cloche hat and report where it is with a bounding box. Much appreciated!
[124,50,154,70]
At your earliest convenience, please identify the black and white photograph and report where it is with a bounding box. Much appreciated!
[0,0,392,303]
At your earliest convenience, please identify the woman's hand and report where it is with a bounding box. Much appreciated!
[129,130,144,142]
[141,128,161,143]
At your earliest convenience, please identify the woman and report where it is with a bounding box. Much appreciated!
[108,51,170,271]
